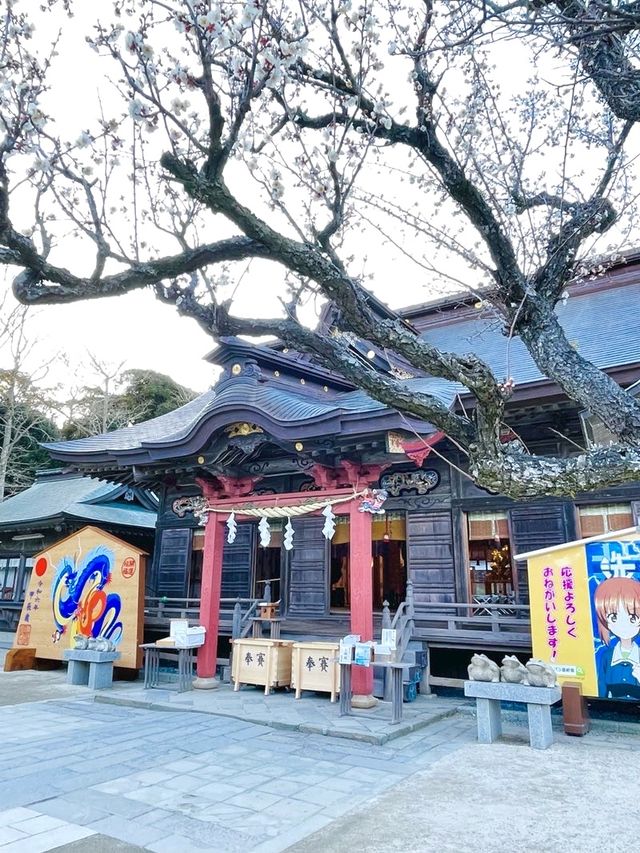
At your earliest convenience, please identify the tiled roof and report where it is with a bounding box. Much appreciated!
[0,475,156,529]
[419,281,640,384]
[44,375,455,458]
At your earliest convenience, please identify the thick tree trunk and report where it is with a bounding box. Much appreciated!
[516,300,640,443]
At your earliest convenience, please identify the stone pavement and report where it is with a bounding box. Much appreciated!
[0,669,91,707]
[98,679,461,744]
[0,695,475,852]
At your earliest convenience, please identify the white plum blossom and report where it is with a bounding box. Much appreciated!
[170,97,189,114]
[26,103,46,129]
[124,31,142,52]
[32,155,51,173]
[75,132,92,148]
[241,0,262,27]
[128,98,149,121]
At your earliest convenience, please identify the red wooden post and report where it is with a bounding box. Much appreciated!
[195,513,225,686]
[349,500,374,701]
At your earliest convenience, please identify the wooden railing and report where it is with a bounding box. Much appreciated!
[381,579,415,662]
[412,601,531,648]
[144,596,260,639]
[144,592,531,649]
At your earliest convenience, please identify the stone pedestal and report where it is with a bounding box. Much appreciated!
[351,693,378,709]
[464,680,562,750]
[193,676,220,690]
[63,649,120,690]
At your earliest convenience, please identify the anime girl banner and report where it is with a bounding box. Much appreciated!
[526,529,640,700]
[14,526,145,669]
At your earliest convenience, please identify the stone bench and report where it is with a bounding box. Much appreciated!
[464,680,562,750]
[63,649,120,689]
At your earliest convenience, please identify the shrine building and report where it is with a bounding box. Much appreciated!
[42,259,640,691]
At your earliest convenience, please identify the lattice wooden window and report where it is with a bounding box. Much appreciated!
[467,511,509,541]
[578,504,634,537]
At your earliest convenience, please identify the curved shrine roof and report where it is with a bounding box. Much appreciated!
[44,374,455,464]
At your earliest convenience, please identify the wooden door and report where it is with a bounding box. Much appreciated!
[509,502,575,603]
[155,528,191,597]
[288,517,328,617]
[221,522,255,599]
[406,510,456,605]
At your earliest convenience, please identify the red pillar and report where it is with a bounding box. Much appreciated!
[196,514,225,682]
[349,501,373,697]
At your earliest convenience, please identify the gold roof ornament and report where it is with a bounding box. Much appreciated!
[225,422,264,438]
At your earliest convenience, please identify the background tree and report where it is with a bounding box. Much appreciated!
[1,0,640,498]
[59,361,196,440]
[0,303,59,500]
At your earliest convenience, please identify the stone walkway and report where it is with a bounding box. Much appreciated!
[98,679,461,744]
[0,696,475,852]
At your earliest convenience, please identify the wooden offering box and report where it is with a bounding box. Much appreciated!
[291,641,340,702]
[232,638,294,695]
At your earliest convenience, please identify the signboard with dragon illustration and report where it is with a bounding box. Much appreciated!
[13,526,146,669]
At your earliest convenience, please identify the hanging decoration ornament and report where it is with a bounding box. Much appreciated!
[359,488,388,514]
[258,516,271,548]
[226,511,237,544]
[283,517,295,551]
[321,503,336,540]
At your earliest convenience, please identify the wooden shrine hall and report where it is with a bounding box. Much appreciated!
[43,259,640,689]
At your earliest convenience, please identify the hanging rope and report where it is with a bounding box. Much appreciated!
[206,490,365,519]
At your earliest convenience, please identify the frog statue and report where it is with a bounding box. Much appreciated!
[500,655,529,684]
[467,653,500,682]
[525,659,558,688]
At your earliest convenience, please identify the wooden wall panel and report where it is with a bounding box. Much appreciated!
[509,502,575,603]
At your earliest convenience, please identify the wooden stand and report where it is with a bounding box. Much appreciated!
[251,617,282,639]
[232,638,293,695]
[140,643,196,693]
[291,642,340,702]
[339,661,404,723]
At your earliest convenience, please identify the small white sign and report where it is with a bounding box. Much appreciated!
[381,629,397,651]
[354,643,372,667]
[338,642,354,664]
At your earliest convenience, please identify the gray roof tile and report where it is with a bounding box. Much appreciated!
[421,282,640,384]
[45,376,456,457]
[0,475,156,529]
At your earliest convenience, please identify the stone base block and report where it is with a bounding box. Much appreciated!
[351,693,378,709]
[193,676,220,690]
